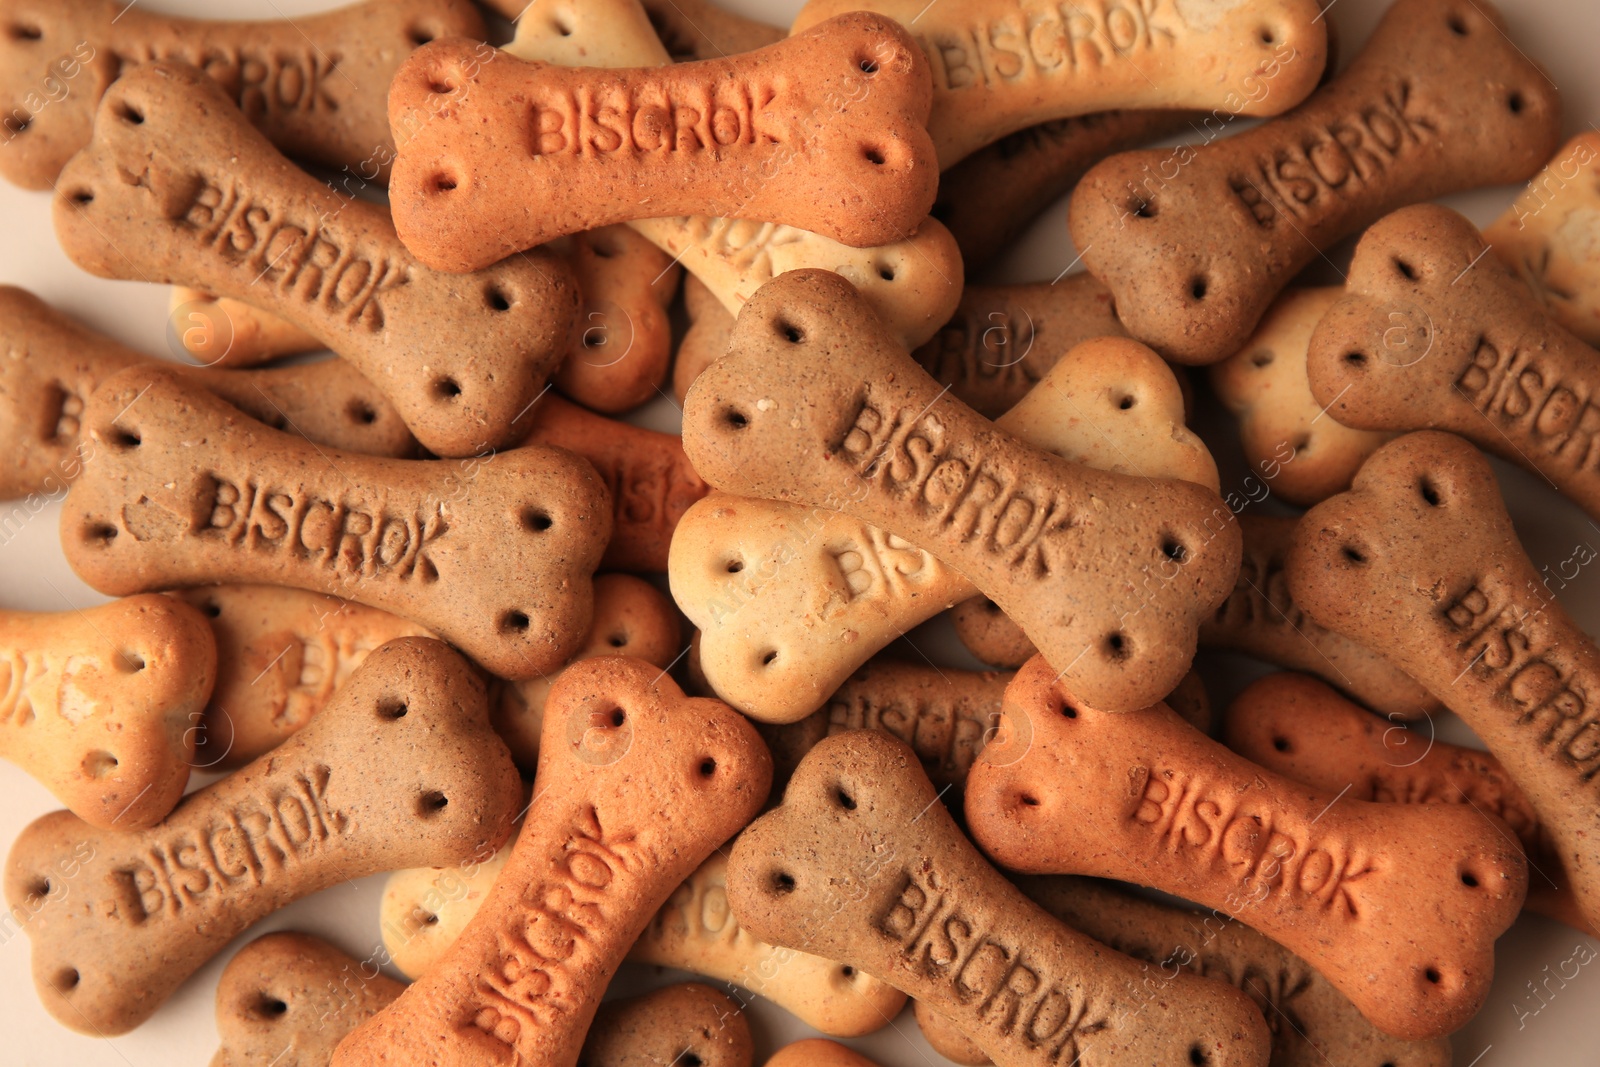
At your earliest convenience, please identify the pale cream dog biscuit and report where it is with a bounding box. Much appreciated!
[0,594,214,830]
[330,657,770,1066]
[169,585,434,770]
[1485,132,1600,348]
[1225,672,1594,937]
[726,729,1274,1066]
[0,286,417,504]
[379,824,512,981]
[584,983,755,1067]
[387,15,940,270]
[631,213,964,351]
[4,636,521,1035]
[1209,287,1393,507]
[966,654,1528,1040]
[211,932,404,1067]
[61,366,611,681]
[791,0,1327,168]
[1286,430,1600,938]
[1307,203,1600,524]
[501,0,668,68]
[640,0,785,62]
[681,271,1228,713]
[492,573,681,775]
[1070,0,1562,365]
[53,60,580,459]
[0,0,485,190]
[765,1040,884,1067]
[167,288,321,369]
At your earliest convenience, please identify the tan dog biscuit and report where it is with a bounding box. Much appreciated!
[387,15,939,271]
[934,111,1195,276]
[62,366,610,680]
[633,850,907,1036]
[792,0,1326,168]
[1485,132,1600,348]
[0,286,415,502]
[502,0,669,68]
[211,932,404,1067]
[1022,877,1454,1067]
[1225,672,1593,936]
[521,393,707,574]
[169,585,434,771]
[585,983,754,1067]
[1285,430,1600,935]
[683,271,1236,712]
[53,60,580,459]
[1307,203,1600,523]
[674,273,737,404]
[910,276,1126,419]
[966,654,1527,1039]
[0,0,485,191]
[168,288,322,368]
[641,0,784,62]
[4,636,521,1035]
[916,1000,991,1065]
[727,729,1274,1066]
[493,573,681,775]
[950,597,1037,669]
[765,1040,883,1067]
[0,594,213,830]
[631,213,963,351]
[379,825,511,981]
[330,657,770,1066]
[1070,0,1562,365]
[1202,514,1438,720]
[1209,287,1393,506]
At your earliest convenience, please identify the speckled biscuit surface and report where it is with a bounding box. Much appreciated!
[387,14,939,270]
[1308,203,1600,524]
[52,60,580,458]
[1286,430,1600,938]
[4,636,521,1036]
[683,270,1239,712]
[0,594,213,830]
[1070,0,1562,365]
[0,0,485,190]
[61,366,610,680]
[727,730,1273,1067]
[966,654,1527,1040]
[641,0,785,62]
[584,983,755,1067]
[330,657,770,1067]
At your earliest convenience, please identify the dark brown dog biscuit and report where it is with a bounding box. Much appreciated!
[0,0,485,191]
[584,983,754,1067]
[726,729,1274,1066]
[211,932,404,1067]
[1225,672,1593,936]
[4,636,521,1035]
[387,15,939,271]
[0,286,415,502]
[641,0,784,62]
[682,268,1240,712]
[1286,430,1600,937]
[61,366,610,680]
[1307,203,1600,523]
[330,657,770,1067]
[521,393,707,574]
[1070,0,1562,365]
[53,60,580,458]
[1202,513,1438,720]
[966,654,1527,1040]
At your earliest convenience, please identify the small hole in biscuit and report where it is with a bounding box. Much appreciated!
[54,968,80,993]
[380,700,408,720]
[553,16,573,36]
[1162,538,1187,563]
[1130,198,1156,219]
[34,877,51,899]
[1420,479,1441,507]
[417,791,449,816]
[408,25,436,46]
[1508,91,1525,115]
[255,994,289,1019]
[840,965,856,978]
[1448,14,1469,34]
[503,610,531,631]
[1461,871,1480,888]
[201,601,222,618]
[681,1055,703,1067]
[725,559,744,573]
[1257,27,1275,44]
[698,757,716,777]
[432,172,458,191]
[1020,794,1040,807]
[4,112,31,136]
[777,320,804,343]
[71,188,94,204]
[761,650,778,666]
[878,266,896,281]
[347,400,378,425]
[422,912,439,925]
[858,57,879,74]
[485,286,512,312]
[1189,1046,1208,1066]
[1341,545,1367,565]
[1424,967,1442,984]
[1250,349,1275,368]
[119,650,146,672]
[1060,703,1078,719]
[723,408,749,430]
[607,633,627,648]
[1189,276,1208,300]
[836,787,856,810]
[773,871,796,894]
[1118,394,1136,410]
[1273,736,1291,753]
[984,599,1002,614]
[85,522,118,545]
[1344,350,1369,367]
[10,22,43,40]
[433,376,462,399]
[1394,257,1418,281]
[82,751,118,778]
[523,508,553,532]
[1104,631,1130,659]
[110,427,141,448]
[609,708,626,727]
[863,146,886,166]
[115,101,144,125]
[1291,433,1311,454]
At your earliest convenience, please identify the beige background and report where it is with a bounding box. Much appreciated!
[0,0,1596,1063]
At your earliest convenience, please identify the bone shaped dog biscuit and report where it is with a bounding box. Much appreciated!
[965,654,1527,1039]
[0,287,416,504]
[1286,430,1600,938]
[639,0,785,62]
[4,636,521,1035]
[167,288,321,368]
[584,983,755,1067]
[502,0,670,68]
[330,657,770,1066]
[682,269,1239,712]
[726,729,1274,1066]
[53,60,579,458]
[0,0,485,190]
[387,15,939,271]
[1225,672,1594,937]
[61,367,610,681]
[0,594,214,830]
[1070,0,1562,364]
[1307,203,1600,524]
[673,274,737,404]
[766,1040,884,1067]
[791,0,1327,168]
